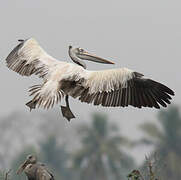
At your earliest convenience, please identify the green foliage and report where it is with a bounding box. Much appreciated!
[39,135,71,180]
[7,106,181,180]
[73,112,135,180]
[139,105,181,180]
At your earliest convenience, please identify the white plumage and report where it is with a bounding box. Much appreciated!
[6,38,174,120]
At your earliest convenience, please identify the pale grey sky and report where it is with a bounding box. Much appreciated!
[0,0,180,163]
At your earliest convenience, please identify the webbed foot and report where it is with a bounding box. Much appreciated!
[61,105,75,121]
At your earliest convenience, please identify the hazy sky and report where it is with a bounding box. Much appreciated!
[0,0,180,163]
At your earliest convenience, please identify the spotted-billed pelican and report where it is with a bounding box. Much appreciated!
[17,155,54,180]
[17,155,42,174]
[6,38,174,121]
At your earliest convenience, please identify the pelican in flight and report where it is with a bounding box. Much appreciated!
[6,38,174,121]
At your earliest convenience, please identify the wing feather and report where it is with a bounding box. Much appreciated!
[6,38,60,78]
[36,168,53,180]
[61,68,174,109]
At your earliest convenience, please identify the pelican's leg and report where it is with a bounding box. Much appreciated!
[61,95,75,121]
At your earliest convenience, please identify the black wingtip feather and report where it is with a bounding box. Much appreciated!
[149,79,175,96]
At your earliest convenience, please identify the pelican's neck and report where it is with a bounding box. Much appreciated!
[68,48,86,69]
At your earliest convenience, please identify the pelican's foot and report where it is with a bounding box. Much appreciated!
[61,106,75,121]
[26,100,36,111]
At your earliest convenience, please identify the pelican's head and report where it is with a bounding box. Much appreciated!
[68,46,115,64]
[16,155,37,174]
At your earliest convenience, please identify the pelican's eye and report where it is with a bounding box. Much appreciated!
[78,48,84,53]
[28,155,33,159]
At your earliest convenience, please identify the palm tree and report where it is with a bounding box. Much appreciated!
[39,135,71,180]
[73,113,135,180]
[138,105,181,180]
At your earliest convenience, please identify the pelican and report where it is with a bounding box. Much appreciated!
[17,155,43,174]
[6,38,174,121]
[17,155,54,180]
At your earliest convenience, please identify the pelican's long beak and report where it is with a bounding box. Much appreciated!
[77,51,115,64]
[16,160,28,174]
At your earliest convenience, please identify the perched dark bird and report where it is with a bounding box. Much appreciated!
[17,155,54,180]
[6,38,174,121]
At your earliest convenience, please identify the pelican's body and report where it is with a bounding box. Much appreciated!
[24,164,54,180]
[6,38,174,121]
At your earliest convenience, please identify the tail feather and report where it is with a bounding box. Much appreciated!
[28,81,63,109]
[26,100,37,111]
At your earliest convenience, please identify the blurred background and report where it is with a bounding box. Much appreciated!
[0,0,180,179]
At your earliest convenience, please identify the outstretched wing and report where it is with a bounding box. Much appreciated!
[61,68,174,108]
[6,38,60,78]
